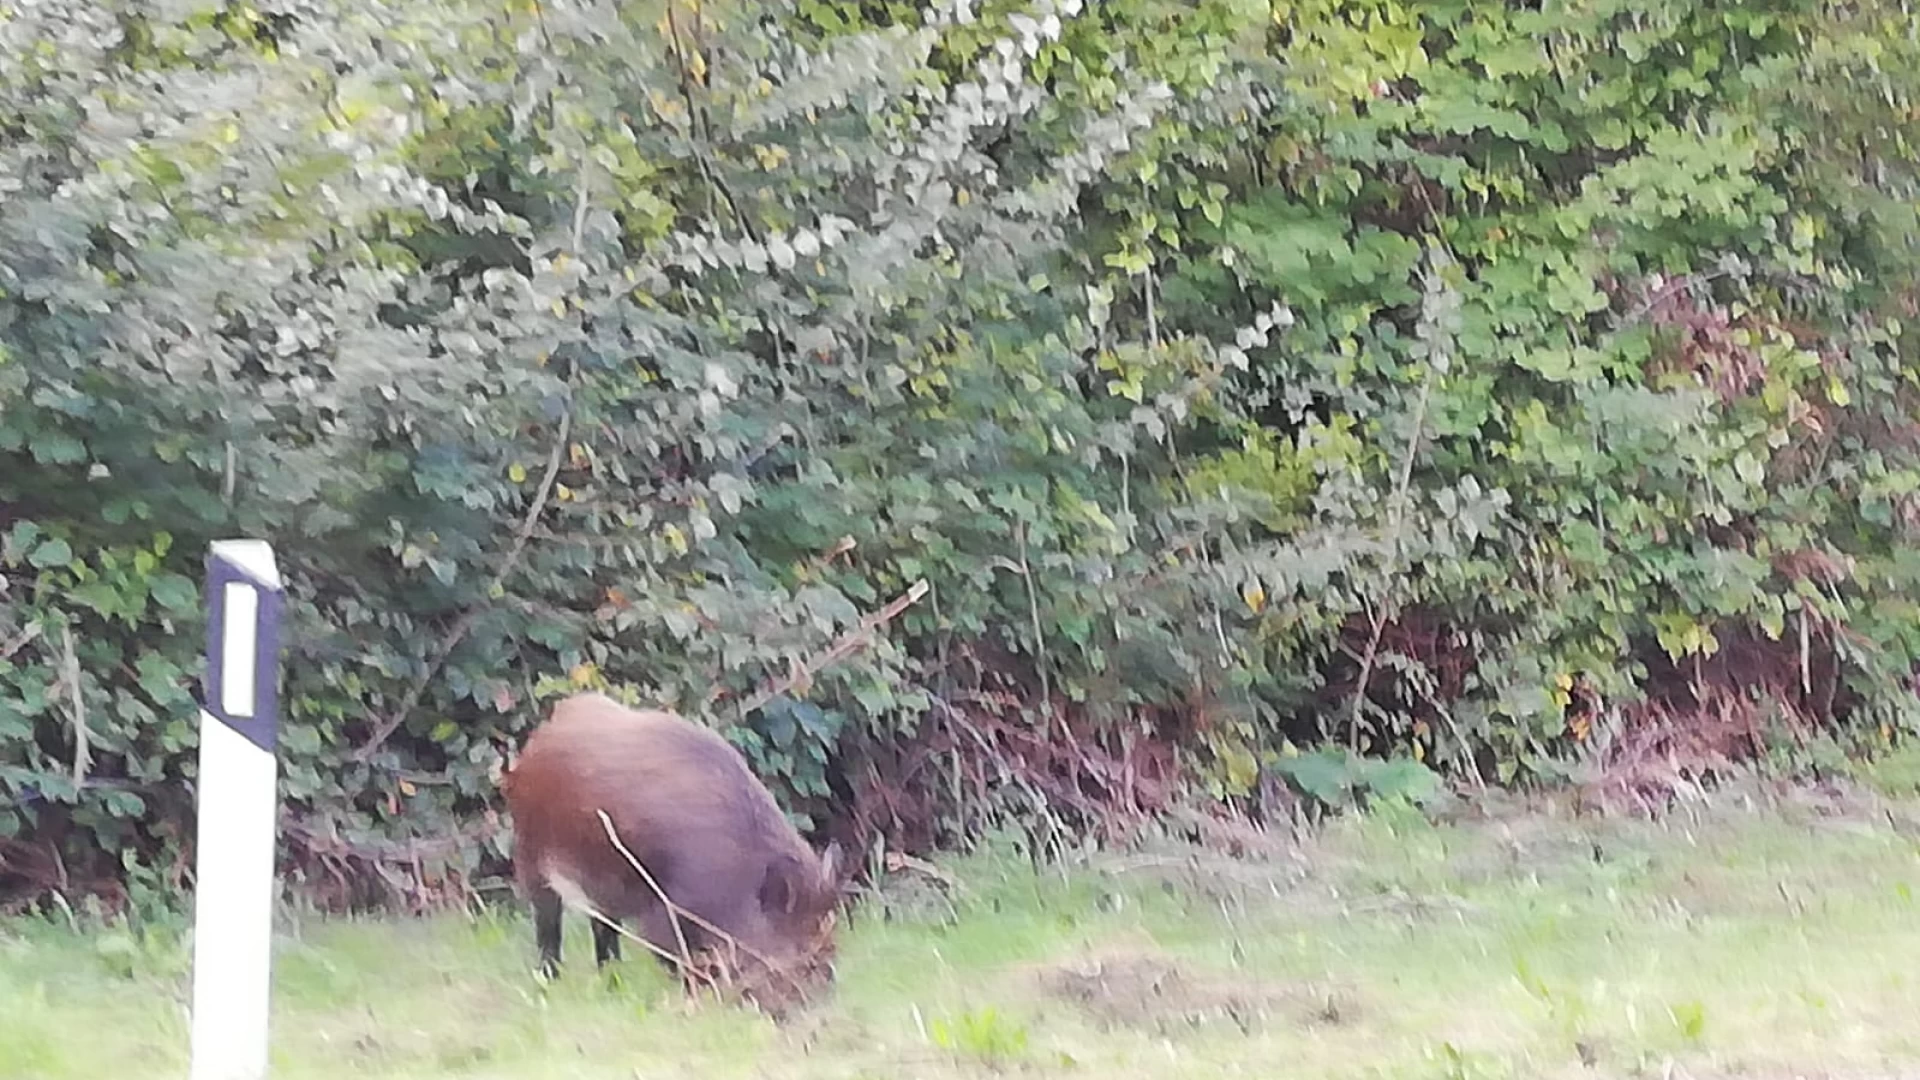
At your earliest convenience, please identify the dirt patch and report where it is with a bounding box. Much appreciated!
[1036,951,1353,1037]
[858,853,966,927]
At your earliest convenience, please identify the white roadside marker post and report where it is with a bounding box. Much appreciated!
[188,540,286,1080]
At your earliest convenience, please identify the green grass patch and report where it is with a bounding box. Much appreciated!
[8,785,1920,1078]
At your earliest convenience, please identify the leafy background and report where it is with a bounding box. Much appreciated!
[4,0,1920,911]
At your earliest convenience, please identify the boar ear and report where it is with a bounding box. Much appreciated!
[759,853,805,915]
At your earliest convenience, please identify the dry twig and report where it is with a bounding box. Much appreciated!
[707,578,930,717]
[594,808,696,976]
[61,624,90,787]
[591,808,830,1007]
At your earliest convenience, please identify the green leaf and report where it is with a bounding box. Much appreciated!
[134,652,188,706]
[69,580,126,618]
[3,520,42,564]
[1362,757,1442,805]
[28,538,73,569]
[759,698,799,749]
[149,572,199,614]
[103,790,148,818]
[1275,749,1358,807]
[29,432,86,464]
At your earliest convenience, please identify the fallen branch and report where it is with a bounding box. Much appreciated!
[572,902,715,1000]
[594,808,696,979]
[1348,284,1441,750]
[593,808,828,1005]
[61,624,90,788]
[708,579,930,718]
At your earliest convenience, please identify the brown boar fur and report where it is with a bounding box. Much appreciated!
[502,692,843,1015]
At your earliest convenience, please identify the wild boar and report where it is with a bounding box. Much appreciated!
[501,692,843,1015]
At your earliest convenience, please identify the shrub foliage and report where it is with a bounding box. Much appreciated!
[4,0,1920,906]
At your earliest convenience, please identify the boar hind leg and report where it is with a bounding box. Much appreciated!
[592,916,623,966]
[532,886,564,978]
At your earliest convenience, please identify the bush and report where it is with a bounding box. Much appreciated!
[5,0,1920,910]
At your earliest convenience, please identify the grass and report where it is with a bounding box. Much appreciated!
[9,780,1920,1078]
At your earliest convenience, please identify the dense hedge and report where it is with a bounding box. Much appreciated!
[4,0,1920,909]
